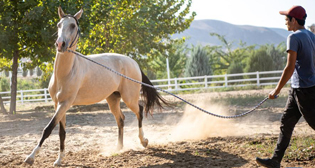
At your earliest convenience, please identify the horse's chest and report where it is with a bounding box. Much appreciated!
[49,76,81,102]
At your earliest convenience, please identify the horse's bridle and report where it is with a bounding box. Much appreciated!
[62,15,80,48]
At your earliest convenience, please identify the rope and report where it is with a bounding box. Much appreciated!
[68,50,269,119]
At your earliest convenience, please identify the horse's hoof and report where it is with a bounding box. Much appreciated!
[141,138,149,148]
[24,157,34,165]
[53,160,61,167]
[116,144,123,151]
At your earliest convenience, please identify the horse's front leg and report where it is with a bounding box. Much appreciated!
[24,101,71,166]
[53,115,66,166]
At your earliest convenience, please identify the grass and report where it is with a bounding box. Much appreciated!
[111,153,120,157]
[285,136,315,161]
[248,136,315,161]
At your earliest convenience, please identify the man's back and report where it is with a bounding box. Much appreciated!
[288,29,315,88]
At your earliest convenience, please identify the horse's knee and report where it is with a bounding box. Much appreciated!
[39,127,53,146]
[39,118,58,146]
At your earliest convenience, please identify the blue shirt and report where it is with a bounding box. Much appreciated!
[287,29,315,88]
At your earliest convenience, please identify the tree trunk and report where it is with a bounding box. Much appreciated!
[9,50,19,114]
[0,94,7,114]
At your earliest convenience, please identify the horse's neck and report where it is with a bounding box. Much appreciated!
[54,50,77,79]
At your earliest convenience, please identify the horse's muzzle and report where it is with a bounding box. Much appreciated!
[55,36,68,53]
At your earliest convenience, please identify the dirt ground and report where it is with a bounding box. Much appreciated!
[1,89,315,168]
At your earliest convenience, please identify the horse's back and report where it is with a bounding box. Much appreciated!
[87,53,142,80]
[72,53,142,105]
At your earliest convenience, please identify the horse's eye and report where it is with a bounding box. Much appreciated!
[70,23,76,29]
[57,23,61,28]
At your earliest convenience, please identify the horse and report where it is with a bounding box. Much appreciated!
[24,6,169,166]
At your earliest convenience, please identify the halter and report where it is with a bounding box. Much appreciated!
[62,15,80,48]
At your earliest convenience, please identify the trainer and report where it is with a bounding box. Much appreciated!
[256,5,315,168]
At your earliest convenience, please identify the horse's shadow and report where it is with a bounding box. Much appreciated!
[139,146,248,168]
[60,144,248,168]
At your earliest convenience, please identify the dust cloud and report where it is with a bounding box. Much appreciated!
[98,100,273,156]
[169,101,245,141]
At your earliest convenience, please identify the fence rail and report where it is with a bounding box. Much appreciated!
[0,70,285,104]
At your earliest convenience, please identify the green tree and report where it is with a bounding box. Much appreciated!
[148,39,188,79]
[266,43,287,70]
[185,45,212,77]
[0,1,60,114]
[245,47,275,72]
[208,33,254,74]
[80,0,195,66]
[227,61,244,74]
[0,0,195,114]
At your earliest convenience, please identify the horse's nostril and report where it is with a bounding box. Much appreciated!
[55,42,58,47]
[62,42,65,47]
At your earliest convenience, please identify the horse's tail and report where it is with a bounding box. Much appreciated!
[140,70,171,116]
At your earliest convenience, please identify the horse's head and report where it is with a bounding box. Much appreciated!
[55,7,83,53]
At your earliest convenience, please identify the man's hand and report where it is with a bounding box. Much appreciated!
[269,89,280,99]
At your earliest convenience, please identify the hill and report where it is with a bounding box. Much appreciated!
[172,19,290,47]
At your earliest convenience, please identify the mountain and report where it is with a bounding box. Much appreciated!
[172,19,290,47]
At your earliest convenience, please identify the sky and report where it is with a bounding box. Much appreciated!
[190,0,315,29]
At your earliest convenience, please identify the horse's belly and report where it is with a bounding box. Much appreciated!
[72,85,116,105]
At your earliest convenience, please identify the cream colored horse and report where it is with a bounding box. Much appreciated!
[25,7,169,166]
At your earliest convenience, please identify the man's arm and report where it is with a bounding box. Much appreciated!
[269,50,297,99]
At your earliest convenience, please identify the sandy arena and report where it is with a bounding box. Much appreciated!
[1,89,314,168]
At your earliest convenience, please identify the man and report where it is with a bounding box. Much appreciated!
[309,24,315,34]
[256,6,315,168]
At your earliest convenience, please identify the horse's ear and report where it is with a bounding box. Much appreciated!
[74,8,83,20]
[58,6,65,19]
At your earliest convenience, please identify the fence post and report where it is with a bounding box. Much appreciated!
[21,90,24,105]
[256,71,260,86]
[44,88,48,103]
[204,76,208,88]
[225,74,228,87]
[174,78,178,91]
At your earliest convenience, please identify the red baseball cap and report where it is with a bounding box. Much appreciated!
[279,6,306,20]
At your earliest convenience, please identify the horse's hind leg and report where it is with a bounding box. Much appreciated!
[137,104,148,147]
[53,115,66,166]
[106,92,125,150]
[122,94,148,148]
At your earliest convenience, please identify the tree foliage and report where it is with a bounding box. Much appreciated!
[227,61,244,74]
[185,45,212,77]
[80,0,195,65]
[0,0,195,114]
[209,33,255,74]
[245,47,275,72]
[148,39,188,79]
[266,43,286,70]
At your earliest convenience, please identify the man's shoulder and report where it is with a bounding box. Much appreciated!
[288,29,314,40]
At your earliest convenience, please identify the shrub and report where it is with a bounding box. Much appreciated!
[185,45,212,77]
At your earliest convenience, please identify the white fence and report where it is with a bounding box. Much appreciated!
[0,70,285,104]
[0,88,51,105]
